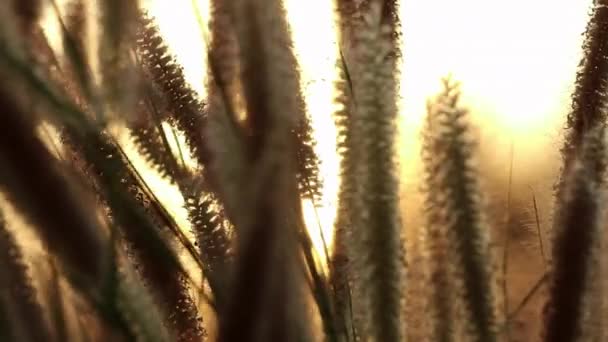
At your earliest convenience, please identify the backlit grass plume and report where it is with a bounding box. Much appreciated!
[562,0,608,170]
[544,126,607,342]
[421,82,456,342]
[136,15,209,168]
[345,1,405,340]
[422,78,498,342]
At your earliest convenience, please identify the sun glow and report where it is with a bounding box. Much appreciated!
[143,0,594,261]
[283,0,341,262]
[399,0,591,131]
[396,0,592,231]
[43,0,594,265]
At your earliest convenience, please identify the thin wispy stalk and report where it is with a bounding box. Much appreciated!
[507,272,549,324]
[19,11,206,284]
[544,126,606,342]
[290,198,339,341]
[423,78,497,342]
[530,187,548,269]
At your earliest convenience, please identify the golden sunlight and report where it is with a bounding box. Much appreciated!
[42,0,594,264]
[142,0,594,261]
[399,0,591,133]
[2,0,603,338]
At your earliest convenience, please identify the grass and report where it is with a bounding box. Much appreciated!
[0,0,606,341]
